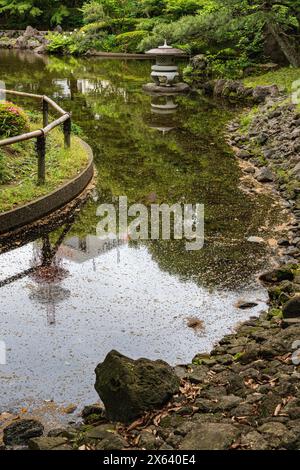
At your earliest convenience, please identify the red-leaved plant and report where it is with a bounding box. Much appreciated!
[0,101,30,138]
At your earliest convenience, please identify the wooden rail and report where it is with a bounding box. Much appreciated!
[0,89,72,184]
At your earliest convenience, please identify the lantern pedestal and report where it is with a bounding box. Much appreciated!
[142,82,190,94]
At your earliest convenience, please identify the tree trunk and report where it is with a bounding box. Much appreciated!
[268,23,300,67]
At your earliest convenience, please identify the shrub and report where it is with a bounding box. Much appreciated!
[115,30,148,53]
[96,34,117,52]
[46,32,74,53]
[81,1,107,24]
[46,31,96,55]
[80,20,108,34]
[81,17,138,35]
[138,15,207,52]
[0,102,29,138]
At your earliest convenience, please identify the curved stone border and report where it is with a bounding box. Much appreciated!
[0,139,94,235]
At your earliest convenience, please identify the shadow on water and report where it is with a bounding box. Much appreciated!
[0,51,285,412]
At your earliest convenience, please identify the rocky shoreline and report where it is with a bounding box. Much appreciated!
[1,79,300,452]
[0,27,49,54]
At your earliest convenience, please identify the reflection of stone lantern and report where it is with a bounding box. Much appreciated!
[142,92,179,135]
[151,95,178,115]
[29,236,70,325]
[143,41,190,94]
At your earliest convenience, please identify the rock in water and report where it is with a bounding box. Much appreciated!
[282,295,300,318]
[236,300,258,310]
[94,350,180,423]
[3,419,44,446]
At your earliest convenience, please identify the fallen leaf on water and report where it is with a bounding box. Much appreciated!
[186,317,205,331]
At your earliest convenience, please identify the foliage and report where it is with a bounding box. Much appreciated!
[46,32,74,53]
[0,128,89,213]
[0,1,84,28]
[2,0,300,70]
[244,66,300,93]
[0,101,29,138]
[81,0,107,24]
[115,30,148,53]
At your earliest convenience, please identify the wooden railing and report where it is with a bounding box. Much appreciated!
[0,89,71,184]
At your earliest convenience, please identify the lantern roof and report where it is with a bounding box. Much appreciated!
[145,40,185,56]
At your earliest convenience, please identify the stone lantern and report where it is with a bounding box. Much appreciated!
[143,41,190,93]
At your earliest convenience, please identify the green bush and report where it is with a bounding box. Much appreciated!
[115,30,148,52]
[0,102,30,138]
[138,15,207,52]
[46,32,74,53]
[81,17,138,35]
[80,20,108,33]
[81,0,107,24]
[208,52,252,78]
[135,17,166,31]
[95,34,117,52]
[46,31,96,55]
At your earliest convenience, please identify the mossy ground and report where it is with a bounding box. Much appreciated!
[244,67,300,94]
[239,67,300,134]
[0,125,89,213]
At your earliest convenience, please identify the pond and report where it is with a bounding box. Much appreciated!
[0,50,284,417]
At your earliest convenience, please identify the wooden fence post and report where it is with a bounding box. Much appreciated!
[42,98,49,128]
[36,133,46,185]
[63,115,71,148]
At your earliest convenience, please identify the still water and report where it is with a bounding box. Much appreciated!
[0,51,284,412]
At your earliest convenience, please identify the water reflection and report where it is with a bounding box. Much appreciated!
[29,236,70,326]
[0,51,285,410]
[145,94,179,134]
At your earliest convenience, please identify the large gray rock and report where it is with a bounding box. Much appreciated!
[94,350,180,423]
[34,45,47,54]
[3,419,44,445]
[213,79,227,97]
[257,167,274,182]
[28,436,69,450]
[27,40,41,50]
[252,85,279,103]
[24,26,39,39]
[15,35,27,49]
[291,162,300,181]
[282,295,300,318]
[54,25,63,33]
[179,423,240,450]
[191,54,208,70]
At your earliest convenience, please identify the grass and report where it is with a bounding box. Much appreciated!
[239,105,259,132]
[0,125,89,213]
[244,66,300,93]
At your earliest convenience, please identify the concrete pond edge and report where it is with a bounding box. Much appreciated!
[0,139,94,235]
